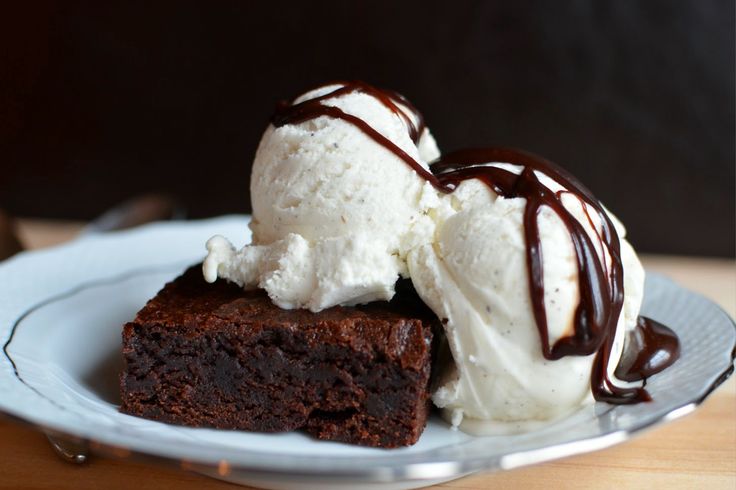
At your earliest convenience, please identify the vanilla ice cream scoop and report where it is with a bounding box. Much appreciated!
[204,83,680,434]
[204,82,441,311]
[408,148,653,433]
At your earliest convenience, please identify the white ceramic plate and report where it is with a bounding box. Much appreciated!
[1,216,734,490]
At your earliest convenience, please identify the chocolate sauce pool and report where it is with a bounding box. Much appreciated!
[272,81,680,404]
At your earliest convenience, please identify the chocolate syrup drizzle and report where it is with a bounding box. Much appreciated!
[272,81,437,184]
[272,81,680,404]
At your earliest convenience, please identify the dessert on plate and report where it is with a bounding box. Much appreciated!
[120,81,680,446]
[120,266,436,448]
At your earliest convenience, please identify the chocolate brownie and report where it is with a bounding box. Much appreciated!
[120,265,437,448]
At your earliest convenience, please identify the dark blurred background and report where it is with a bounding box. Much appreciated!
[1,1,734,256]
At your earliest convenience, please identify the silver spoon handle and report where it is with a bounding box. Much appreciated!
[81,193,183,235]
[46,433,89,464]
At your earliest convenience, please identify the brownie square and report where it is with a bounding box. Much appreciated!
[120,266,436,448]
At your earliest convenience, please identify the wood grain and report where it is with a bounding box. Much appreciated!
[2,220,734,490]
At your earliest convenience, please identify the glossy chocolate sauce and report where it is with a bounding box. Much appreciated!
[271,81,680,404]
[272,81,437,184]
[615,316,681,383]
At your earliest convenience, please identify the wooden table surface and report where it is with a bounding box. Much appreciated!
[2,219,734,490]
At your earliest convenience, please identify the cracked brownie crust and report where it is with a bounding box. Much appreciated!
[120,266,436,448]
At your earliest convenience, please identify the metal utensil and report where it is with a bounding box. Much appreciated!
[46,434,89,464]
[81,193,184,235]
